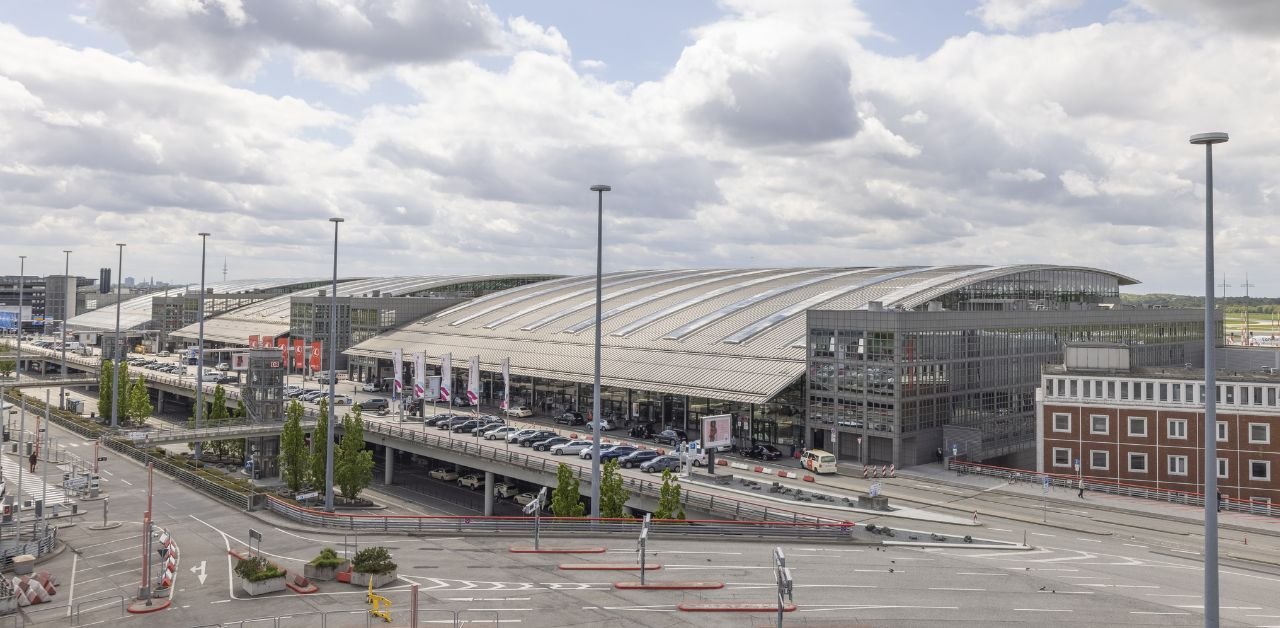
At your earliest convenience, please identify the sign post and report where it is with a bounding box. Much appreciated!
[774,547,793,628]
[522,487,548,550]
[249,528,263,558]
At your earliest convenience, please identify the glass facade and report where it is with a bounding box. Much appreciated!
[807,308,1218,467]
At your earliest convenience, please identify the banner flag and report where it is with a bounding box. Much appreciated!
[277,338,288,363]
[501,358,510,410]
[392,348,404,399]
[293,339,304,369]
[413,353,426,399]
[440,353,452,402]
[310,341,322,372]
[248,335,259,349]
[467,356,479,405]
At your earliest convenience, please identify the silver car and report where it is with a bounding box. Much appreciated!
[551,440,593,456]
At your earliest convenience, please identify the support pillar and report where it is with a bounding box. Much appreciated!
[484,471,495,516]
[155,391,164,414]
[384,447,394,485]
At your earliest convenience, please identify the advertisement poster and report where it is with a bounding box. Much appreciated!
[392,348,403,399]
[701,414,732,450]
[440,353,452,401]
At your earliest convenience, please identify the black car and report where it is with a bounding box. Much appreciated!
[598,446,638,462]
[471,421,505,436]
[216,375,238,385]
[425,414,456,427]
[452,420,483,433]
[554,412,586,426]
[619,449,661,469]
[358,398,390,411]
[655,429,688,446]
[743,444,783,461]
[518,430,559,447]
[531,436,570,452]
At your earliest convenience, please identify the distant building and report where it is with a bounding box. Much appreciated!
[1040,344,1277,507]
[99,268,112,294]
[125,276,135,287]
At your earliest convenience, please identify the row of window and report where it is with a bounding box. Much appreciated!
[1052,447,1272,481]
[1052,413,1272,444]
[1047,377,1280,408]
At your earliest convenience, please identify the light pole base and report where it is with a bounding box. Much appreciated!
[127,598,171,614]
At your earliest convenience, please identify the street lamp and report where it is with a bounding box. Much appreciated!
[15,255,24,385]
[324,217,344,512]
[194,233,210,462]
[111,243,125,429]
[1191,130,1227,628]
[588,184,610,519]
[60,250,71,409]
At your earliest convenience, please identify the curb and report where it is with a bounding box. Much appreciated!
[677,602,797,612]
[126,598,172,614]
[613,581,725,590]
[559,563,662,570]
[509,546,606,554]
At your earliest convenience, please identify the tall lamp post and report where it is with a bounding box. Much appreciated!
[194,233,211,462]
[1191,130,1227,628]
[111,243,125,429]
[15,255,24,385]
[60,250,72,409]
[588,184,610,519]
[324,217,344,512]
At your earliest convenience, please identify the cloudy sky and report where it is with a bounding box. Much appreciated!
[1,0,1276,295]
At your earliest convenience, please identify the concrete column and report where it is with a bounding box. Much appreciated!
[384,446,394,485]
[484,471,495,516]
[155,391,164,414]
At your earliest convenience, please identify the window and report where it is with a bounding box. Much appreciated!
[1056,379,1065,397]
[1091,450,1109,470]
[1217,458,1229,479]
[1226,386,1235,404]
[1254,387,1263,405]
[1090,415,1109,435]
[1172,384,1181,402]
[1129,453,1148,473]
[1128,416,1147,437]
[1184,384,1193,403]
[1269,387,1277,407]
[1052,448,1072,468]
[1167,455,1188,476]
[1107,381,1115,399]
[1121,381,1130,400]
[1068,379,1077,397]
[1168,418,1188,439]
[1159,383,1168,402]
[1199,384,1206,403]
[1217,421,1228,442]
[1052,413,1071,433]
[1083,381,1091,398]
[1249,423,1270,444]
[1250,460,1271,481]
[1146,382,1154,400]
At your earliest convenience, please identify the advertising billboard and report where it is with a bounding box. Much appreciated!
[701,414,732,450]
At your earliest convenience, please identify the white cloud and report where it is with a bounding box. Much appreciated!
[900,110,928,125]
[971,0,1084,31]
[989,168,1046,182]
[578,59,607,71]
[1059,170,1099,197]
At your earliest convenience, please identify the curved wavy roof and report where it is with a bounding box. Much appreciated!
[65,278,331,332]
[349,265,1136,403]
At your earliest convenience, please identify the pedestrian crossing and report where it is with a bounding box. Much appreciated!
[0,454,71,507]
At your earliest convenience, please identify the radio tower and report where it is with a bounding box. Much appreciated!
[1241,272,1256,344]
[222,258,228,282]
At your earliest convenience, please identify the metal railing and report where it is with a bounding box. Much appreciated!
[104,438,252,510]
[947,459,1277,518]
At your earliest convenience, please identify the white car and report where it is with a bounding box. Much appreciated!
[551,440,593,456]
[507,429,539,444]
[332,395,353,406]
[457,474,484,490]
[493,482,521,499]
[215,362,231,371]
[586,418,617,431]
[514,492,538,506]
[485,426,519,440]
[428,468,459,482]
[361,382,381,392]
[504,405,534,418]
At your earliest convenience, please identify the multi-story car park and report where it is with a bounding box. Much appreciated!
[1039,343,1278,507]
[0,274,96,328]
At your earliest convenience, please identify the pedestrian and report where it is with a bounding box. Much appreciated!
[28,450,38,473]
[1077,481,1085,499]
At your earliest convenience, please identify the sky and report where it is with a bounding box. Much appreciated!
[1,0,1278,295]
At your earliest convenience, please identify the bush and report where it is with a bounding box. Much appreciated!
[234,556,285,582]
[351,546,397,575]
[310,547,344,568]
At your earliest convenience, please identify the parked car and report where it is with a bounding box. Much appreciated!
[361,381,381,392]
[358,398,389,411]
[457,474,484,490]
[598,446,640,463]
[554,412,586,426]
[640,455,683,473]
[507,429,539,444]
[437,417,470,430]
[158,351,172,357]
[518,430,559,447]
[743,444,783,461]
[579,444,624,461]
[426,414,457,427]
[452,420,483,433]
[655,429,688,446]
[514,492,538,507]
[504,405,534,418]
[216,375,238,385]
[332,395,353,406]
[585,418,617,431]
[531,436,570,452]
[300,391,326,402]
[493,482,522,499]
[619,450,662,469]
[485,426,519,441]
[215,362,231,371]
[428,468,459,482]
[472,421,505,436]
[451,396,473,407]
[551,440,594,456]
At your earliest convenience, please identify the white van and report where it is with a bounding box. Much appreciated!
[800,449,838,474]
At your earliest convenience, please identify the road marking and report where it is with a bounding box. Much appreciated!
[101,470,113,476]
[956,572,1007,576]
[607,550,740,555]
[1061,576,1107,579]
[1030,533,1055,537]
[465,608,533,612]
[445,597,532,601]
[119,478,133,486]
[929,587,985,591]
[65,552,77,618]
[989,528,1013,532]
[1146,594,1199,598]
[1036,591,1093,595]
[77,534,142,550]
[1169,549,1199,555]
[1175,606,1262,610]
[1123,543,1148,548]
[1014,608,1072,612]
[1130,612,1190,615]
[84,544,142,559]
[1075,538,1103,543]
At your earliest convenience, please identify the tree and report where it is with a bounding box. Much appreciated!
[655,469,685,520]
[310,399,330,489]
[599,458,628,518]
[208,385,230,458]
[0,359,14,378]
[97,359,113,418]
[280,400,307,492]
[128,375,152,426]
[551,463,585,517]
[335,407,373,501]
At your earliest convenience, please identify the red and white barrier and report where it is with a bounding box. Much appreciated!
[888,464,896,478]
[154,526,178,591]
[13,573,57,606]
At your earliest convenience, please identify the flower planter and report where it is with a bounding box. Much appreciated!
[349,571,398,588]
[304,560,349,582]
[237,575,287,596]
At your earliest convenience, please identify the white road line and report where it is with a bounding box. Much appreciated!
[1169,549,1199,555]
[465,608,532,612]
[1036,591,1093,595]
[607,550,741,555]
[1075,538,1103,543]
[1031,533,1055,537]
[119,478,133,486]
[101,470,113,476]
[1174,606,1262,610]
[1014,608,1072,612]
[929,587,985,591]
[1146,594,1199,598]
[84,544,143,559]
[989,528,1013,532]
[1131,612,1190,615]
[1123,543,1148,548]
[956,572,1007,576]
[65,552,77,618]
[1061,576,1108,579]
[663,564,769,569]
[77,534,142,551]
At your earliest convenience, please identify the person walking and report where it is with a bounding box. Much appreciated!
[1077,480,1085,499]
[28,449,38,473]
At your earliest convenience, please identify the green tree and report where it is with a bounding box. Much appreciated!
[0,359,15,378]
[551,463,585,517]
[335,407,373,500]
[599,458,628,518]
[128,375,152,426]
[97,359,114,418]
[280,400,307,492]
[208,385,230,458]
[310,399,330,489]
[655,469,685,520]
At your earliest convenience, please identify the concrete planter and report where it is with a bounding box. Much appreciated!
[304,560,349,581]
[349,571,398,588]
[237,575,287,596]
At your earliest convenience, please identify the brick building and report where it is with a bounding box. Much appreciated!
[1038,344,1277,507]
